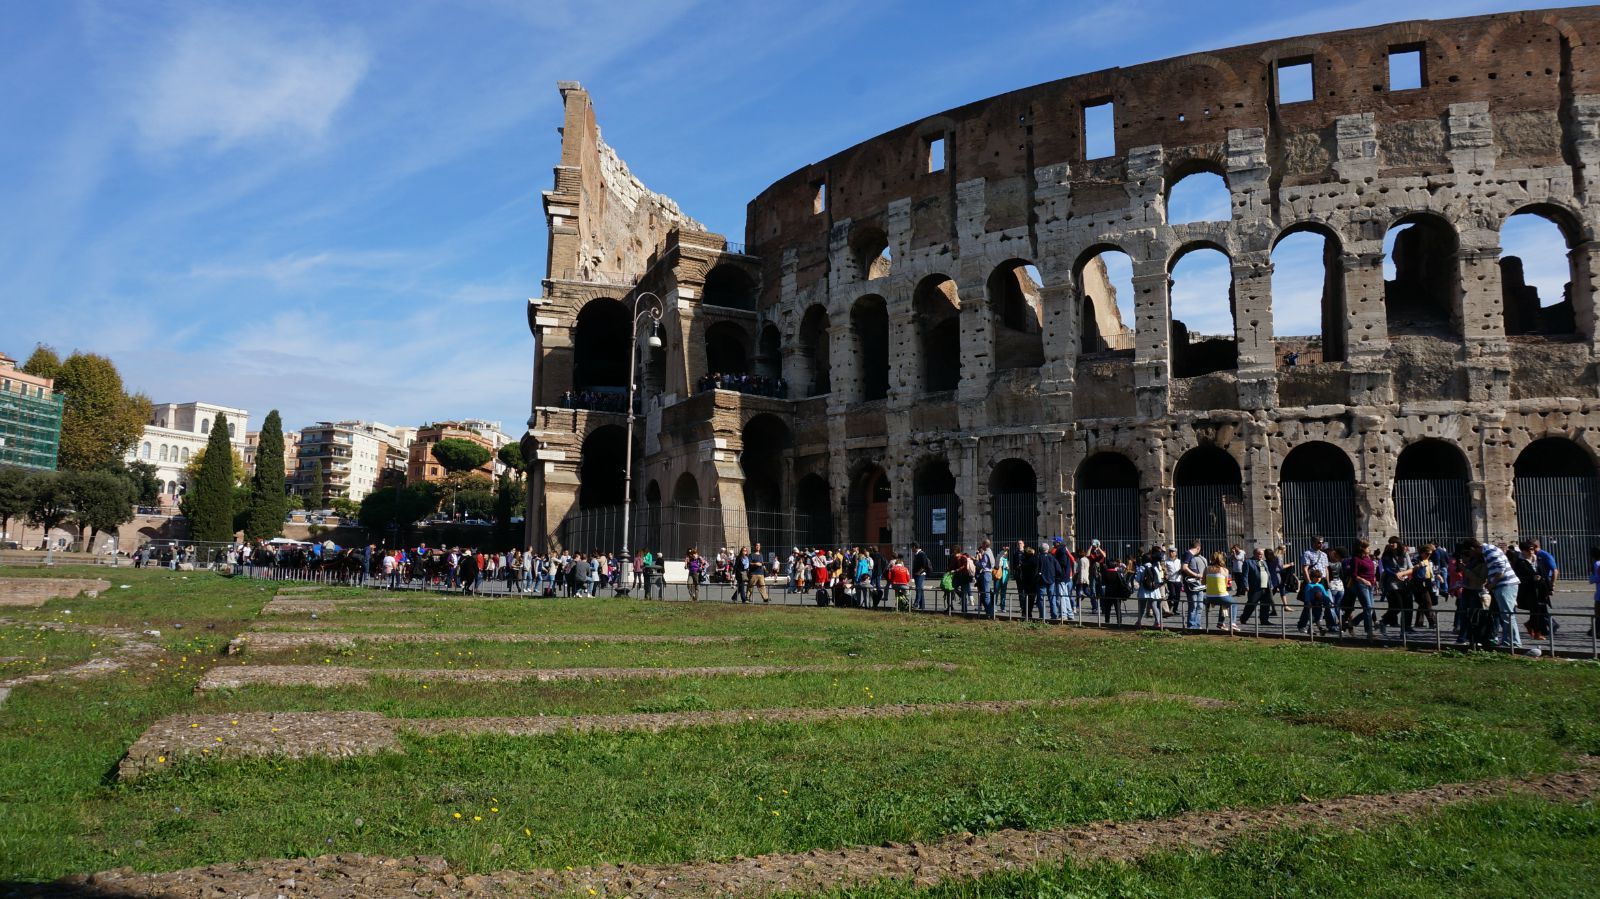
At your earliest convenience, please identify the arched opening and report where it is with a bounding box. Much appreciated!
[141,442,151,460]
[643,480,662,554]
[851,295,891,401]
[988,458,1038,547]
[1384,214,1459,335]
[741,414,791,552]
[201,419,210,435]
[798,305,832,396]
[1501,208,1579,337]
[1166,168,1231,225]
[915,275,962,392]
[1272,225,1347,365]
[672,472,703,556]
[565,424,628,553]
[573,299,631,392]
[180,447,190,463]
[1077,248,1135,354]
[1513,437,1599,572]
[702,264,757,310]
[1173,445,1244,552]
[1075,452,1140,556]
[1393,439,1472,548]
[913,456,960,555]
[988,260,1044,370]
[704,321,750,378]
[755,324,782,381]
[159,445,169,462]
[851,227,892,281]
[1279,441,1357,555]
[848,463,891,551]
[1169,245,1237,377]
[795,473,834,548]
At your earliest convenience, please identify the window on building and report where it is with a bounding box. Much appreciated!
[1389,45,1424,91]
[812,179,827,214]
[201,419,210,434]
[159,445,169,462]
[1277,58,1314,103]
[1084,99,1115,159]
[926,135,945,173]
[141,442,151,460]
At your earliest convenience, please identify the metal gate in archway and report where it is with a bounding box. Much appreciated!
[1075,487,1141,559]
[914,493,961,555]
[1281,480,1358,556]
[1174,484,1244,554]
[1393,479,1472,551]
[990,492,1039,548]
[1513,474,1600,574]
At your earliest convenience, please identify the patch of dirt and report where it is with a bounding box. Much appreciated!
[228,631,748,654]
[68,759,1600,897]
[196,660,960,690]
[0,621,162,691]
[0,577,112,607]
[117,711,398,781]
[118,692,1226,779]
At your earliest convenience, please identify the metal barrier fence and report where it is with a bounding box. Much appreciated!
[1281,479,1359,559]
[1514,475,1600,574]
[1394,478,1473,552]
[1175,483,1245,552]
[237,564,1600,659]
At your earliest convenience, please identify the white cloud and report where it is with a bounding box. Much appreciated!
[133,11,368,152]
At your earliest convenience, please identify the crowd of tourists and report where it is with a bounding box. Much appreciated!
[695,372,788,397]
[232,530,1592,650]
[556,390,627,412]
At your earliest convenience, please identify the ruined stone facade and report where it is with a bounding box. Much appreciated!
[525,10,1600,565]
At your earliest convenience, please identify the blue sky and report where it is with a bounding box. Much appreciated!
[1,1,1581,435]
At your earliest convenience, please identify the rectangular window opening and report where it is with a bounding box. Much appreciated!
[812,179,826,214]
[1388,45,1424,91]
[1277,58,1314,103]
[1083,99,1115,159]
[926,136,945,173]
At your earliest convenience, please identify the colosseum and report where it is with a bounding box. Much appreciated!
[522,8,1600,572]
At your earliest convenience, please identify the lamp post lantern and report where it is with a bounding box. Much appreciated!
[620,292,664,565]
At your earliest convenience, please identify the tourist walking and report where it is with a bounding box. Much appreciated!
[1135,546,1165,628]
[1181,540,1206,629]
[1238,546,1275,627]
[1204,552,1236,632]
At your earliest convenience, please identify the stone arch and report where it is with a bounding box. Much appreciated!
[1512,437,1600,571]
[1173,444,1244,552]
[1073,244,1135,354]
[755,323,782,380]
[1168,242,1237,377]
[1075,451,1141,553]
[573,298,631,391]
[1383,212,1460,335]
[915,275,962,393]
[797,304,832,396]
[912,455,960,553]
[702,264,757,310]
[740,413,792,552]
[1392,438,1473,548]
[795,472,834,548]
[850,225,892,281]
[577,425,627,509]
[1499,204,1581,337]
[850,294,891,401]
[704,321,750,377]
[1272,221,1347,363]
[988,259,1044,370]
[1279,441,1358,553]
[847,460,892,550]
[987,458,1039,546]
[1166,162,1231,225]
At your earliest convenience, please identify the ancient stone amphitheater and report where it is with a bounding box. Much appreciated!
[523,8,1600,570]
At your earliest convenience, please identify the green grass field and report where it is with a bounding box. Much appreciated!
[2,566,1598,895]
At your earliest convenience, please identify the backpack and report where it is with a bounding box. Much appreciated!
[1139,563,1161,592]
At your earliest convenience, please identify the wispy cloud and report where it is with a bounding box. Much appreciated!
[132,11,368,152]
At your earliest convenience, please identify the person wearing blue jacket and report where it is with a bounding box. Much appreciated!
[1036,541,1062,621]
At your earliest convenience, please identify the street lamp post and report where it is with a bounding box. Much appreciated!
[620,292,665,566]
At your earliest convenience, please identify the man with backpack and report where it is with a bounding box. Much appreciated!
[1180,540,1206,630]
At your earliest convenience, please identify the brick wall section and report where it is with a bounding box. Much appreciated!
[0,578,113,608]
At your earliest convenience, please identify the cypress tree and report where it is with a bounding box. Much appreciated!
[309,460,325,510]
[190,411,236,542]
[244,410,287,540]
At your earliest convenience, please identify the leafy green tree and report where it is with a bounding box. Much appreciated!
[457,488,495,519]
[432,438,492,474]
[20,345,62,380]
[244,410,289,540]
[0,466,33,541]
[119,460,163,506]
[52,352,151,470]
[24,471,72,548]
[286,493,306,511]
[64,469,135,548]
[185,446,246,485]
[188,411,237,542]
[330,497,360,520]
[497,442,525,474]
[359,483,440,540]
[494,471,521,548]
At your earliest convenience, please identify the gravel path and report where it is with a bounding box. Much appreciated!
[228,631,749,654]
[117,691,1225,780]
[196,660,959,690]
[68,759,1600,897]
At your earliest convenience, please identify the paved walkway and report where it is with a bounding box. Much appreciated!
[238,569,1600,658]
